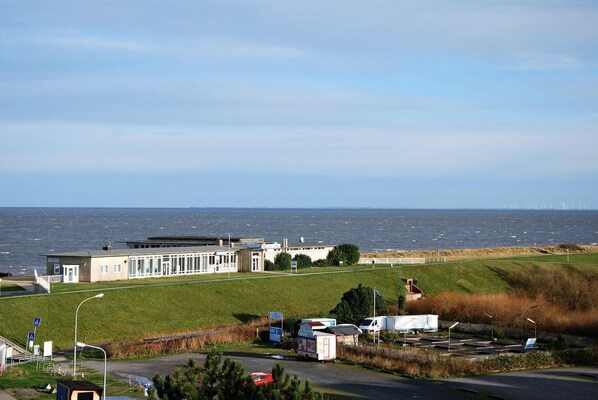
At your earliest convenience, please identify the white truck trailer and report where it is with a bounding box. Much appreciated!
[385,314,438,333]
[359,314,438,333]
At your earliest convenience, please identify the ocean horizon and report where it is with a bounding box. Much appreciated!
[1,207,597,276]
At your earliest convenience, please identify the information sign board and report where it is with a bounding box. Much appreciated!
[269,312,283,321]
[269,327,283,343]
[524,338,536,349]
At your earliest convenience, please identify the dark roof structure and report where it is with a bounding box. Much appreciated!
[327,324,363,336]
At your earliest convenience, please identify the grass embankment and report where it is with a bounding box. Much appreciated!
[0,254,596,352]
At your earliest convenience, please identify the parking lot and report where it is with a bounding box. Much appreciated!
[381,333,535,358]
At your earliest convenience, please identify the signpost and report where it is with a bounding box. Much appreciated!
[27,332,34,350]
[31,317,41,350]
[290,261,298,273]
[269,312,283,343]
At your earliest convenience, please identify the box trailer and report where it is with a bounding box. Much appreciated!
[297,332,336,361]
[385,315,438,333]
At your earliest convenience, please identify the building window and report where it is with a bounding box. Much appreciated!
[114,264,122,273]
[100,264,109,274]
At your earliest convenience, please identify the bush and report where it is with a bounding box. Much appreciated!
[326,244,360,266]
[264,260,275,271]
[293,254,312,268]
[274,252,292,271]
[312,259,330,267]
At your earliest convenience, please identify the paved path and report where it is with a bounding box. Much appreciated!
[80,351,598,400]
[0,390,16,400]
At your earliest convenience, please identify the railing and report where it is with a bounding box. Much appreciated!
[35,275,55,293]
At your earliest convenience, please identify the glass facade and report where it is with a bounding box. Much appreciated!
[128,250,237,279]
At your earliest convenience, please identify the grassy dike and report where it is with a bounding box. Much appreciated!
[0,256,594,350]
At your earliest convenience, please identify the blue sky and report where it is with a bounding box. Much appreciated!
[1,0,597,209]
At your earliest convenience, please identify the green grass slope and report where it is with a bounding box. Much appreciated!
[0,255,595,349]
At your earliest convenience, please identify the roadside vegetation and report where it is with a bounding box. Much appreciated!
[338,343,598,379]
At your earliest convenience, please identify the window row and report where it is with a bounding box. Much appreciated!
[128,253,237,278]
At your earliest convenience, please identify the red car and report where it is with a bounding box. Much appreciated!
[250,372,274,387]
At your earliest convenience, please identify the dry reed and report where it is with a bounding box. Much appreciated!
[106,317,270,358]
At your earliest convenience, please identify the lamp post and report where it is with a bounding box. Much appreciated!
[73,293,104,377]
[448,321,459,351]
[76,342,106,400]
[526,317,537,339]
[484,313,494,341]
[0,278,2,297]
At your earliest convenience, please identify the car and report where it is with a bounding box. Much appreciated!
[250,372,274,387]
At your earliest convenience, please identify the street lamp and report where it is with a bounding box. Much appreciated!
[73,293,104,377]
[484,313,494,341]
[76,342,106,400]
[448,322,459,351]
[526,317,537,339]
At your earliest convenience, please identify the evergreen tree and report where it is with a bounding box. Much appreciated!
[152,348,321,400]
[329,284,388,325]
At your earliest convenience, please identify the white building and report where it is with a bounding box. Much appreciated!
[44,237,336,283]
[45,246,238,283]
[258,238,334,263]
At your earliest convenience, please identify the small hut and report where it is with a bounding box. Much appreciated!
[56,381,102,400]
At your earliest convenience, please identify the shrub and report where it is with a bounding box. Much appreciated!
[326,244,360,266]
[312,259,330,267]
[264,260,275,271]
[274,252,292,270]
[293,254,312,268]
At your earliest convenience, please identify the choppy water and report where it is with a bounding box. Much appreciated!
[0,208,597,275]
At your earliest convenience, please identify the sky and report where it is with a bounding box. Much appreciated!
[1,0,597,209]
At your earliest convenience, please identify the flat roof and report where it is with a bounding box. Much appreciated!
[43,245,238,258]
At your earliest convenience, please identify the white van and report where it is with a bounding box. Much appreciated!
[358,316,387,333]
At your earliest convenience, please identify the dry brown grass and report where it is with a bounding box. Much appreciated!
[361,244,598,260]
[407,292,598,337]
[338,344,482,378]
[106,317,270,358]
[406,262,598,337]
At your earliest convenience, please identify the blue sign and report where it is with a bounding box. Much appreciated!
[269,327,282,343]
[269,312,283,320]
[33,317,41,327]
[28,332,35,341]
[524,338,536,349]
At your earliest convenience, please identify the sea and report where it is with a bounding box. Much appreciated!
[0,208,597,276]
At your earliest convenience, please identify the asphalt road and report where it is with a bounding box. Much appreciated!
[80,352,598,399]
